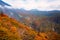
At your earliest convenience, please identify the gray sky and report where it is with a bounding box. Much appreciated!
[3,0,60,10]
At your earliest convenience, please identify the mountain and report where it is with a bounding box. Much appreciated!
[0,0,60,40]
[1,8,60,34]
[0,7,60,33]
[0,13,47,40]
[0,13,35,40]
[14,9,60,33]
[0,2,60,33]
[0,12,60,40]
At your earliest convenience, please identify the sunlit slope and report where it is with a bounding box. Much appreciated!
[0,13,60,40]
[0,13,37,40]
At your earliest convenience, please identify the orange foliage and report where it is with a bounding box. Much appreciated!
[10,27,17,32]
[35,35,42,40]
[0,14,60,40]
[35,33,48,40]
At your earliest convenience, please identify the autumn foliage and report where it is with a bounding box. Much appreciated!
[0,13,60,40]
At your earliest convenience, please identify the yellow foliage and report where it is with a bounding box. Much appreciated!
[0,27,21,40]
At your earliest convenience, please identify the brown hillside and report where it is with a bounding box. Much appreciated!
[0,13,60,40]
[0,13,37,40]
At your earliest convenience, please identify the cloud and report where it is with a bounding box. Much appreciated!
[3,0,60,10]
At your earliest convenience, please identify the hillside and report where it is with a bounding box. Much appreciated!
[0,13,38,40]
[0,13,60,40]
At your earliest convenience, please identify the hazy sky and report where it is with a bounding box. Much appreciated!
[3,0,60,10]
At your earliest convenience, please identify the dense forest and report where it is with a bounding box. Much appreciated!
[0,12,60,40]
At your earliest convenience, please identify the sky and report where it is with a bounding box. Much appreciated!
[3,0,60,10]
